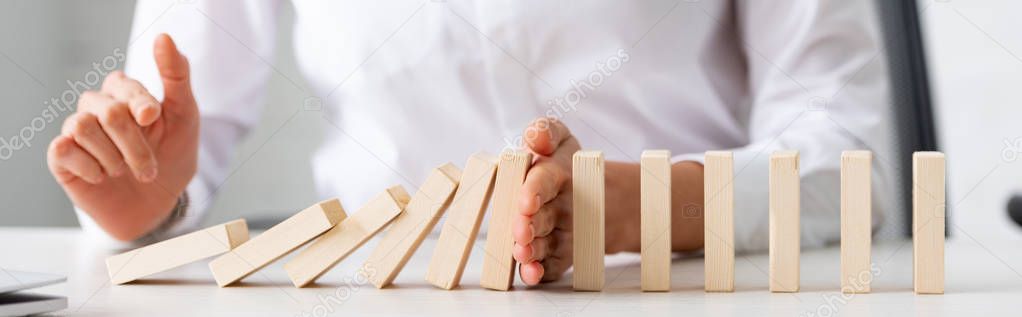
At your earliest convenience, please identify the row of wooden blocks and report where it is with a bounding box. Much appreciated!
[105,150,945,294]
[703,151,946,295]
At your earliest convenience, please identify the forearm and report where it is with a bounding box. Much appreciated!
[605,160,704,254]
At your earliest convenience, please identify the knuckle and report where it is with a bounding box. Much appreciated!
[125,79,147,97]
[49,138,74,158]
[77,91,100,108]
[101,71,128,91]
[98,105,131,129]
[70,114,98,137]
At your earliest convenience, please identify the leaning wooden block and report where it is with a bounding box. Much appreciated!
[209,199,346,287]
[284,186,411,287]
[704,151,734,292]
[106,219,249,285]
[641,150,671,292]
[769,151,800,293]
[573,150,606,291]
[426,153,498,290]
[365,163,461,288]
[480,150,532,291]
[841,151,872,293]
[913,152,945,294]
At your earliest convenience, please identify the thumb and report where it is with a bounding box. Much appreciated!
[153,34,194,109]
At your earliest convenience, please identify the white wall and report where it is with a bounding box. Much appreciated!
[0,1,136,226]
[922,0,1022,241]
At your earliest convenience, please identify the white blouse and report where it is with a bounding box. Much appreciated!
[78,0,895,252]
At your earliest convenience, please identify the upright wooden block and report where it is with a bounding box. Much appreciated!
[573,150,605,291]
[769,151,800,292]
[913,152,945,294]
[704,151,734,292]
[106,220,249,285]
[640,150,671,292]
[840,151,872,293]
[209,199,346,287]
[364,163,461,288]
[426,153,499,290]
[480,150,532,291]
[284,186,411,287]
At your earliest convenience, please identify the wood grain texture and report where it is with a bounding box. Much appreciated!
[841,150,872,293]
[573,150,605,291]
[640,150,671,292]
[913,151,945,294]
[106,219,249,285]
[769,151,800,292]
[704,151,734,292]
[364,163,461,289]
[480,150,532,291]
[426,153,498,290]
[284,186,411,287]
[209,199,346,287]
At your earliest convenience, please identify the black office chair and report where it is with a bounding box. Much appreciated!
[874,0,945,237]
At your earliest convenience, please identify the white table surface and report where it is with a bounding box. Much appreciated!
[2,227,1022,316]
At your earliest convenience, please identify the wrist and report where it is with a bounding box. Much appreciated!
[604,161,643,253]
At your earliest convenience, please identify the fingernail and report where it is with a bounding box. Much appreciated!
[528,223,535,236]
[145,103,160,114]
[91,175,105,184]
[142,164,158,182]
[140,104,160,123]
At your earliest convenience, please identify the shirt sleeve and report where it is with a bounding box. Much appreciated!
[672,0,895,252]
[75,0,281,242]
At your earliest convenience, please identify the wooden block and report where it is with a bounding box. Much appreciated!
[913,151,945,294]
[840,150,872,293]
[284,186,411,287]
[364,163,462,288]
[704,151,734,292]
[573,150,605,291]
[425,153,499,290]
[480,150,532,291]
[106,219,249,285]
[209,199,346,287]
[769,151,800,292]
[640,150,671,292]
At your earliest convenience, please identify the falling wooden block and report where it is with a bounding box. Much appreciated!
[209,199,346,287]
[913,151,945,294]
[480,150,532,291]
[284,186,411,287]
[704,151,734,292]
[640,150,671,292]
[840,150,872,293]
[573,150,605,291]
[364,163,462,288]
[106,219,249,285]
[769,151,800,293]
[425,153,499,290]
